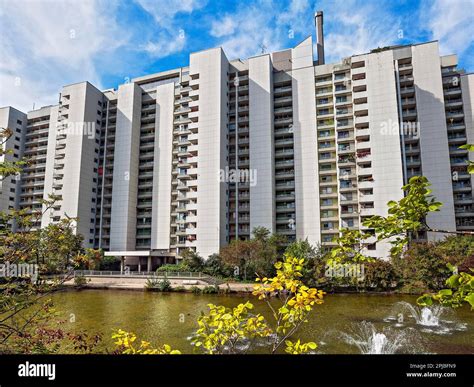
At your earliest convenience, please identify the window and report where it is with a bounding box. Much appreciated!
[16,119,22,125]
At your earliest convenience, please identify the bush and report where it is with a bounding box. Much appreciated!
[201,285,219,294]
[74,276,87,287]
[358,260,398,291]
[190,286,201,294]
[98,255,121,271]
[145,277,172,292]
[203,254,233,278]
[156,263,189,273]
[181,249,204,272]
[392,242,451,293]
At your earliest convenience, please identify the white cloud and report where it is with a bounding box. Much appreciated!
[142,34,186,59]
[135,0,206,60]
[0,0,126,112]
[208,0,313,60]
[422,0,474,67]
[210,16,237,38]
[135,0,206,27]
[321,1,401,63]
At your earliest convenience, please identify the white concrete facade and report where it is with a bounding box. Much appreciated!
[291,37,321,245]
[110,83,142,251]
[412,43,456,240]
[151,82,174,250]
[249,54,275,233]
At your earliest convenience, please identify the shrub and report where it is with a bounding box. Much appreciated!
[201,285,219,294]
[358,260,398,291]
[145,277,172,292]
[181,249,205,272]
[156,263,189,273]
[74,276,87,287]
[392,242,451,293]
[203,254,233,278]
[190,286,201,294]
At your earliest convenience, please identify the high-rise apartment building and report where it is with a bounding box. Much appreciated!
[1,32,473,270]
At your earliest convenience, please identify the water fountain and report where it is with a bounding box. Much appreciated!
[339,321,417,354]
[385,302,467,334]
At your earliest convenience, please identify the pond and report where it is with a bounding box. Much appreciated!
[51,289,474,354]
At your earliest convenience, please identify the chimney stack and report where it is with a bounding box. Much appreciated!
[315,11,325,65]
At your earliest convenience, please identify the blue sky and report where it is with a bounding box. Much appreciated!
[1,0,473,112]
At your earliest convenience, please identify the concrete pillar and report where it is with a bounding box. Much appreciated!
[138,258,141,273]
[147,257,152,272]
[120,257,125,273]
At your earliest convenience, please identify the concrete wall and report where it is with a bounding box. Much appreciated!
[110,82,142,250]
[461,74,474,207]
[0,107,27,221]
[189,48,229,258]
[60,82,104,246]
[412,43,456,238]
[363,50,405,258]
[291,37,321,244]
[41,105,59,228]
[249,54,275,233]
[151,82,175,249]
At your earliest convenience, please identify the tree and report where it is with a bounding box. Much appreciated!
[180,249,204,272]
[191,302,270,354]
[253,255,325,354]
[417,264,474,309]
[459,144,474,173]
[219,227,286,280]
[285,239,326,286]
[112,329,180,354]
[0,127,28,180]
[330,176,452,262]
[330,229,375,264]
[74,249,104,271]
[202,254,233,278]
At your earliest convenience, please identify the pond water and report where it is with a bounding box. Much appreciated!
[51,289,474,354]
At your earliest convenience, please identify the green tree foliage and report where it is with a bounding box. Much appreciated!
[330,176,444,262]
[180,249,205,272]
[219,227,286,280]
[363,176,443,256]
[459,144,474,173]
[418,265,474,309]
[202,253,233,278]
[0,127,28,179]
